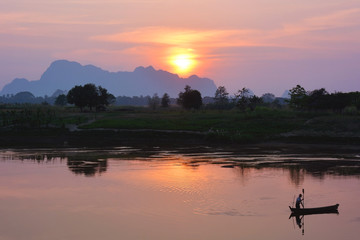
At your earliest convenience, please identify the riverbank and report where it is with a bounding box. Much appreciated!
[1,128,360,150]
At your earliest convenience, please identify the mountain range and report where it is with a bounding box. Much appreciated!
[0,60,217,97]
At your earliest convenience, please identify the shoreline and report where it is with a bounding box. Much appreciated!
[1,128,359,151]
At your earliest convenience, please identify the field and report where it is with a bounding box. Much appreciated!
[0,105,359,147]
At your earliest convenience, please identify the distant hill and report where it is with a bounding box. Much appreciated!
[281,90,290,99]
[0,60,217,97]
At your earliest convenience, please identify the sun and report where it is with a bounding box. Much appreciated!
[169,52,197,75]
[173,54,193,71]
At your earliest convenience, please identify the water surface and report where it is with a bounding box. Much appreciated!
[0,147,359,240]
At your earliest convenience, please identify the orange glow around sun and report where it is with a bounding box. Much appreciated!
[168,49,198,76]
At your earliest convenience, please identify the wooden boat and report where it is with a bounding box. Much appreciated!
[289,204,339,216]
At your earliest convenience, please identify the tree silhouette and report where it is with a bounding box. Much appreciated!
[234,88,262,111]
[67,84,113,111]
[261,93,276,103]
[161,93,170,108]
[307,88,329,110]
[214,86,229,108]
[177,85,202,109]
[97,86,115,106]
[235,88,251,112]
[55,94,67,106]
[67,85,87,111]
[148,93,160,110]
[289,85,307,110]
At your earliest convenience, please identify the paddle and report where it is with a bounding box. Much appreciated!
[292,195,295,208]
[302,188,305,235]
[302,188,305,208]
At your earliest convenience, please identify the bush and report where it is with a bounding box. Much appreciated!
[343,105,358,115]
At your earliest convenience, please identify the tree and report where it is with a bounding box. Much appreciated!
[307,88,328,111]
[261,93,276,103]
[326,92,351,112]
[289,85,307,110]
[67,84,113,111]
[107,94,116,105]
[214,86,229,108]
[161,93,171,108]
[67,85,87,111]
[234,88,262,111]
[83,83,98,110]
[148,93,160,110]
[97,86,115,106]
[177,85,202,109]
[235,88,251,112]
[12,92,35,104]
[55,94,67,106]
[248,95,263,111]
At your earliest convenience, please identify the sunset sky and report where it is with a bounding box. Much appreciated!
[1,0,359,96]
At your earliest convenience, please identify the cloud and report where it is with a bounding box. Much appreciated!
[259,7,360,52]
[0,12,124,26]
[92,7,360,52]
[92,27,262,48]
[91,6,360,68]
[279,8,360,38]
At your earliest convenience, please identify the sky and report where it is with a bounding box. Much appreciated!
[1,0,360,96]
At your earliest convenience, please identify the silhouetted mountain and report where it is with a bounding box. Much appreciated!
[0,60,217,97]
[51,89,67,98]
[282,90,290,99]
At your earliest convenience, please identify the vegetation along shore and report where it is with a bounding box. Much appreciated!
[0,84,359,148]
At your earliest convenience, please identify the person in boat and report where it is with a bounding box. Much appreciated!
[296,194,304,209]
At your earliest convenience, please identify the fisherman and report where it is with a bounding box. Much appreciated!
[296,194,304,209]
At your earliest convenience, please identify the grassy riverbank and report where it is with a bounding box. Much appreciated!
[0,105,359,147]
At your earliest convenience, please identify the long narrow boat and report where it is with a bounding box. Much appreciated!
[289,204,339,216]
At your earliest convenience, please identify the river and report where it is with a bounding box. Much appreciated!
[0,146,359,240]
